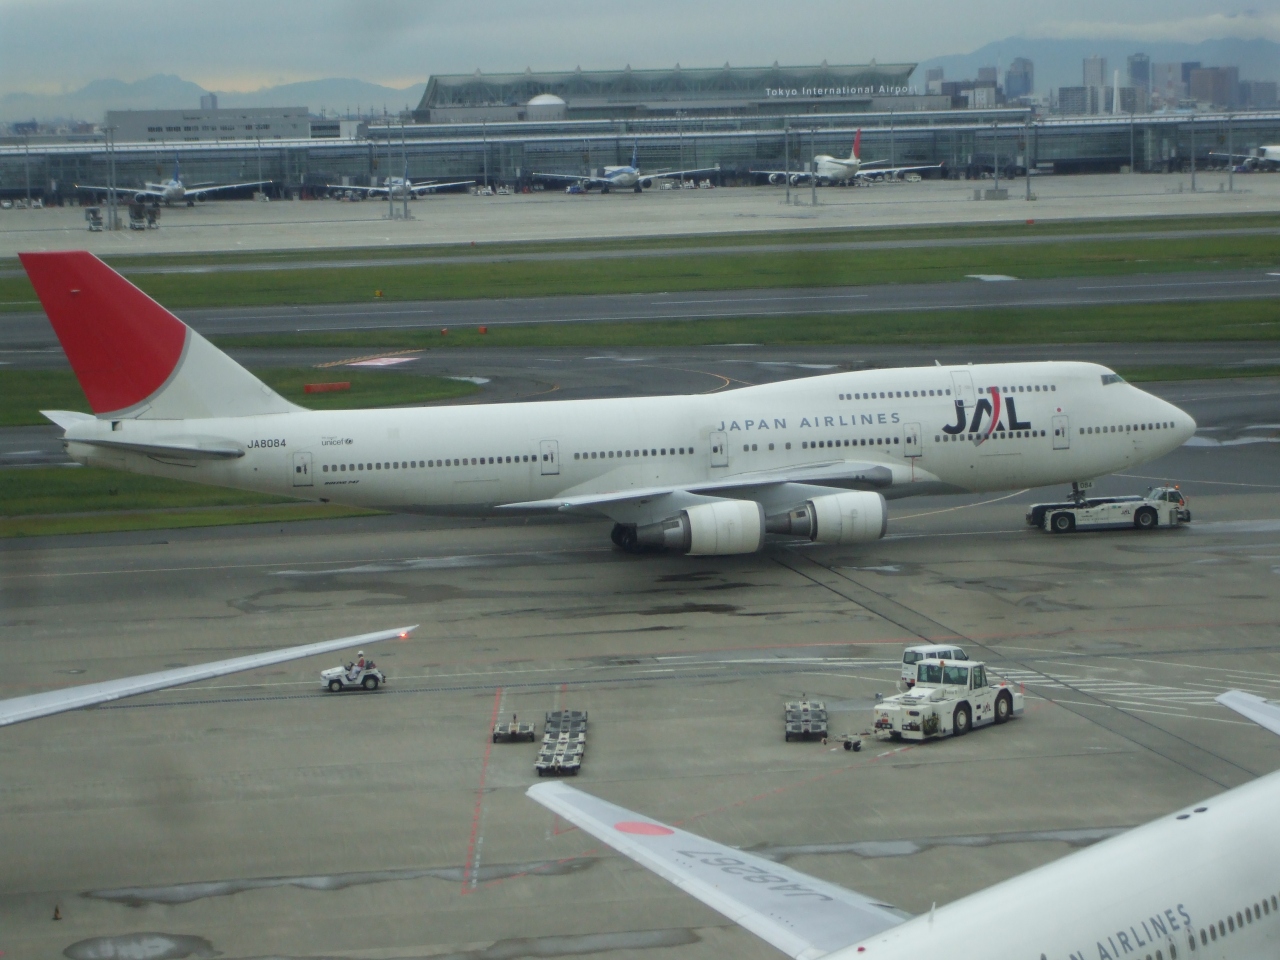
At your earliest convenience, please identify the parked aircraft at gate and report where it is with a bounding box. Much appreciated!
[76,158,269,206]
[534,144,719,193]
[754,130,944,185]
[21,252,1195,556]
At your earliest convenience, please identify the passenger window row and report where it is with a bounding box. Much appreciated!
[322,454,543,474]
[1188,891,1279,953]
[803,438,897,449]
[573,447,694,461]
[838,388,952,400]
[1082,421,1175,435]
[836,384,1057,401]
[935,430,1047,442]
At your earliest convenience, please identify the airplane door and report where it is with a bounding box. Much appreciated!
[291,451,313,487]
[1052,415,1070,450]
[903,422,922,458]
[539,440,560,476]
[709,432,729,468]
[950,370,976,408]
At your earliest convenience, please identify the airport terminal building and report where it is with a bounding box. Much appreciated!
[413,63,947,123]
[3,61,1280,200]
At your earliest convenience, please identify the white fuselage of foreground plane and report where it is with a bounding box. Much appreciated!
[61,361,1193,518]
[842,767,1280,960]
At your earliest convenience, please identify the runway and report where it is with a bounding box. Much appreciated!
[4,269,1280,349]
[2,433,1279,958]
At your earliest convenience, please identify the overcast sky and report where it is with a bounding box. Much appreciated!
[2,0,1277,94]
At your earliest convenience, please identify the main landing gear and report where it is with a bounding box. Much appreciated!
[610,523,642,553]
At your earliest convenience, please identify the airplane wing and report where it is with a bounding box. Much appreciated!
[0,625,416,728]
[531,171,609,186]
[185,180,270,198]
[74,184,163,198]
[855,163,944,180]
[410,179,476,195]
[528,782,907,960]
[1216,690,1280,735]
[646,164,721,180]
[498,459,894,514]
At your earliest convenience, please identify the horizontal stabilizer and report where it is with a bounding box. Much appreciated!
[66,435,246,460]
[0,625,416,728]
[528,782,906,960]
[41,409,94,430]
[1217,690,1280,736]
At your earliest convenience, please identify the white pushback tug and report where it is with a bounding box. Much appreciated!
[874,657,1023,739]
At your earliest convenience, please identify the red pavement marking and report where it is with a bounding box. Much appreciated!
[461,686,503,895]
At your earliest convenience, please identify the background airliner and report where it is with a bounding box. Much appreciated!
[755,130,944,185]
[21,252,1195,557]
[530,689,1280,960]
[1208,145,1280,171]
[326,160,475,199]
[534,144,719,193]
[76,157,270,206]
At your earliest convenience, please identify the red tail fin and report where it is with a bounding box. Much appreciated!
[20,252,186,415]
[21,251,298,420]
[853,129,861,160]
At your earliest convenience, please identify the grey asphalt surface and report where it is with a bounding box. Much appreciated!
[2,427,1278,958]
[3,269,1280,348]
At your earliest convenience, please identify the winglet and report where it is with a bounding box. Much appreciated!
[1216,690,1280,736]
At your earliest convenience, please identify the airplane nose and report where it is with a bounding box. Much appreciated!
[1165,400,1197,446]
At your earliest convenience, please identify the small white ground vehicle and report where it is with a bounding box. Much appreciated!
[900,644,969,686]
[1027,485,1189,534]
[321,660,386,691]
[875,659,1022,740]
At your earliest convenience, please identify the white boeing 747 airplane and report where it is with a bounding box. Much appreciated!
[529,689,1280,960]
[534,144,719,193]
[754,130,944,186]
[22,252,1195,556]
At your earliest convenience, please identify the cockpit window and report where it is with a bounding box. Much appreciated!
[918,663,943,685]
[1100,373,1126,386]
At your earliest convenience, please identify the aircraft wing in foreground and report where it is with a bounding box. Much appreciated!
[0,625,416,727]
[532,689,1280,960]
[527,781,907,960]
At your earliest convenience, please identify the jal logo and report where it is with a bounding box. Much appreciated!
[941,387,1031,444]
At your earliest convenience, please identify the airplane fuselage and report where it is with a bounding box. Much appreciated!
[841,767,1280,960]
[60,362,1194,517]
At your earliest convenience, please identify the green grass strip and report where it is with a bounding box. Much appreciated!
[3,211,1275,272]
[4,231,1280,312]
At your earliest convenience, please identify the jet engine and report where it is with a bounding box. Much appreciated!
[768,173,786,185]
[638,177,654,189]
[766,491,887,545]
[635,499,764,555]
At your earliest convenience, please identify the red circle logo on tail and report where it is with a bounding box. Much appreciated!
[615,821,674,835]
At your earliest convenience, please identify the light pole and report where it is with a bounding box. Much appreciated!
[482,119,488,190]
[784,119,791,204]
[1025,117,1032,200]
[256,137,263,198]
[1190,116,1196,191]
[23,134,31,209]
[106,126,119,230]
[810,126,817,206]
[1227,112,1234,193]
[401,119,410,220]
[992,122,1000,191]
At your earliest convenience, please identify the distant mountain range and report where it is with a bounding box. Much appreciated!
[0,75,426,124]
[913,36,1280,94]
